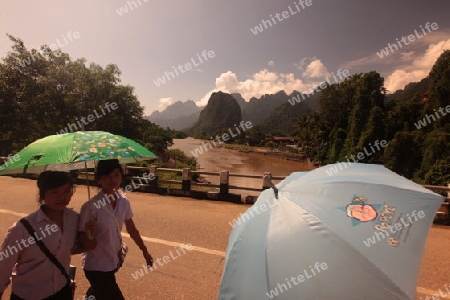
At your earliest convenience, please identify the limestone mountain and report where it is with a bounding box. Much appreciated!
[240,91,289,125]
[146,100,202,130]
[232,90,319,126]
[187,91,242,136]
[258,91,320,135]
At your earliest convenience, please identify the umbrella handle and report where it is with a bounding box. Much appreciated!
[86,212,95,240]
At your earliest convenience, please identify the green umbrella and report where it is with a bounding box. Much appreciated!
[0,131,157,175]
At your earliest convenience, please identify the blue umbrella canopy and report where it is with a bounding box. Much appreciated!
[218,163,443,300]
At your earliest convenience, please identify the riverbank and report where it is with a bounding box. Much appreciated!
[219,143,316,163]
[171,138,315,192]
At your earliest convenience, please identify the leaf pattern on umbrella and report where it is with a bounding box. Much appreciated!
[71,131,147,161]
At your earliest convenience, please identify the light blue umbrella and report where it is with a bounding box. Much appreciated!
[218,163,443,300]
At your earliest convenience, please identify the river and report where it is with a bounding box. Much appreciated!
[170,138,315,195]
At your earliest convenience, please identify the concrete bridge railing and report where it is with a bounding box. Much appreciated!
[120,165,450,207]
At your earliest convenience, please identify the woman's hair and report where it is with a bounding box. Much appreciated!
[95,159,124,184]
[37,171,73,202]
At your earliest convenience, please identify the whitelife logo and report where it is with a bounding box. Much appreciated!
[0,224,59,261]
[363,210,425,247]
[153,50,215,87]
[131,244,193,280]
[0,153,21,171]
[190,121,253,158]
[376,22,439,58]
[55,102,118,134]
[266,262,328,299]
[287,69,350,106]
[414,105,450,129]
[325,140,388,176]
[92,172,156,209]
[250,0,313,35]
[18,31,81,72]
[115,0,149,16]
[228,193,290,228]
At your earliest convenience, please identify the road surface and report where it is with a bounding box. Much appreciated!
[0,176,448,300]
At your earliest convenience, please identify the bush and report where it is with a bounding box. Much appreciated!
[265,141,278,149]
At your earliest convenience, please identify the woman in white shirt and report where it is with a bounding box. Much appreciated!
[78,159,153,300]
[0,171,96,300]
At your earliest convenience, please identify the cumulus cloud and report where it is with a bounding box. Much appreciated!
[385,38,450,92]
[195,69,312,106]
[196,90,217,107]
[295,56,316,71]
[158,97,174,111]
[302,59,331,79]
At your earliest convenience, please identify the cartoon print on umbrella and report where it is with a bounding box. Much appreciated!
[338,196,383,226]
[339,195,422,247]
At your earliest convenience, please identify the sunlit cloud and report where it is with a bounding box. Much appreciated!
[195,69,311,106]
[384,38,450,92]
[157,97,174,111]
[302,59,331,79]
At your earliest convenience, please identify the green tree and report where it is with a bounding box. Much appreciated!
[0,35,173,157]
[382,132,422,179]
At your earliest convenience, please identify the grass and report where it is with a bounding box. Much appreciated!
[221,143,272,153]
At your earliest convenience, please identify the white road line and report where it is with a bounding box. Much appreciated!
[121,233,225,257]
[0,208,226,257]
[0,209,27,218]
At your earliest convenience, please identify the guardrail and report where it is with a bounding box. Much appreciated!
[76,165,450,210]
[125,165,284,192]
[120,165,450,205]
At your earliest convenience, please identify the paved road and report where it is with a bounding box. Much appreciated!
[0,176,448,300]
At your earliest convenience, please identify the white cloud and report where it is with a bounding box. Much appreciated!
[267,60,275,67]
[302,59,331,79]
[295,56,317,71]
[157,97,174,111]
[196,89,217,107]
[385,38,450,92]
[195,69,312,106]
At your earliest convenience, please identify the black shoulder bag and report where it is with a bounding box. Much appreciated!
[19,218,76,299]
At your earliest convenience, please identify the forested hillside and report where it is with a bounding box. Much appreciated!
[296,51,450,185]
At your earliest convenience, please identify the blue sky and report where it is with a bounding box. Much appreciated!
[1,0,449,115]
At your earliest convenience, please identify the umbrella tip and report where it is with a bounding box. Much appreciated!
[273,187,279,199]
[263,173,278,199]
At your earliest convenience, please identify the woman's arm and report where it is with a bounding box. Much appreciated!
[72,219,97,254]
[125,218,153,267]
[73,202,97,255]
[0,223,22,297]
[71,232,97,254]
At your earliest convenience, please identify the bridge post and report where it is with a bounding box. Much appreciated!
[220,170,229,195]
[262,172,273,190]
[182,168,191,192]
[148,165,158,189]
